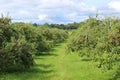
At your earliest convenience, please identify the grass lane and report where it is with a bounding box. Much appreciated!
[0,40,117,80]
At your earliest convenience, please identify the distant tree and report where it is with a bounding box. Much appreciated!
[33,23,38,27]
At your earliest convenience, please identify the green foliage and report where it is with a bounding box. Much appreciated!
[68,16,120,70]
[0,37,34,71]
[36,26,68,54]
[0,16,68,72]
[42,22,81,30]
[110,66,120,80]
[0,17,35,71]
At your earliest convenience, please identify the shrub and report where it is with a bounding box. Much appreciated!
[68,16,120,70]
[0,17,34,71]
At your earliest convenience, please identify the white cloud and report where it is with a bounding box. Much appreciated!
[77,2,96,12]
[0,0,101,24]
[37,0,96,12]
[108,1,120,11]
[67,12,77,18]
[38,0,74,8]
[38,14,48,21]
[18,10,29,15]
[66,12,78,21]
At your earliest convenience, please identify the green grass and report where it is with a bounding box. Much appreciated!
[0,39,117,80]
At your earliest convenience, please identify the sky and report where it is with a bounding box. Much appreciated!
[0,0,120,24]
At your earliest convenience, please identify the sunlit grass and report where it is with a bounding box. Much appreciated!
[0,40,117,80]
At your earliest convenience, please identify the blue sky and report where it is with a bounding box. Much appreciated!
[0,0,120,24]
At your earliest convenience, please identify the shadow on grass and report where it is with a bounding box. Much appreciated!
[0,42,65,80]
[0,64,55,73]
[27,68,54,74]
[37,48,58,56]
[39,53,58,56]
[34,57,45,59]
[81,58,92,62]
[35,64,54,69]
[0,64,55,80]
[55,44,61,46]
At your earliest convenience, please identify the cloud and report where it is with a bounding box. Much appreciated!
[38,14,48,21]
[77,2,96,12]
[37,0,96,12]
[18,10,29,15]
[38,0,74,9]
[108,1,120,12]
[67,12,78,19]
[0,0,116,24]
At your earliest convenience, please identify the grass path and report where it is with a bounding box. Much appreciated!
[0,39,117,80]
